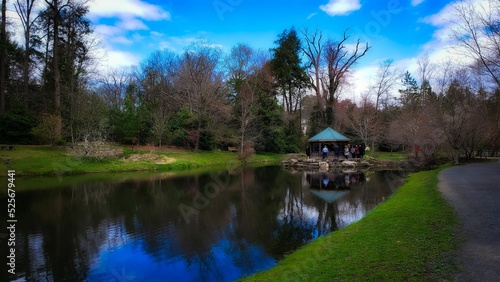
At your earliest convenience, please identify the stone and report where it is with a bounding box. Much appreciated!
[342,161,357,167]
[319,161,329,170]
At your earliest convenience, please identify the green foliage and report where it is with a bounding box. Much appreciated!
[270,27,309,113]
[168,107,194,147]
[198,128,216,150]
[252,89,290,153]
[111,87,152,145]
[399,71,420,109]
[283,117,303,153]
[31,113,63,145]
[270,28,309,90]
[0,109,35,144]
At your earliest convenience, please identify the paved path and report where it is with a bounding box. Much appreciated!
[438,162,500,282]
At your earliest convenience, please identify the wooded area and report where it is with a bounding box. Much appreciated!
[1,0,499,164]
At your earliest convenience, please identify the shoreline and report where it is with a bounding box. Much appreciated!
[0,145,284,178]
[243,164,461,281]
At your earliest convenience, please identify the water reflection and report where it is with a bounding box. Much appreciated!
[0,167,406,282]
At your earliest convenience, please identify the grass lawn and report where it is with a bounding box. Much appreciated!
[365,150,409,160]
[0,145,284,176]
[243,165,460,281]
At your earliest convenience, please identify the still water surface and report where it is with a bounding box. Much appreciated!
[2,166,406,281]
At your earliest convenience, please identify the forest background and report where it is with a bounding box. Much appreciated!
[0,0,499,165]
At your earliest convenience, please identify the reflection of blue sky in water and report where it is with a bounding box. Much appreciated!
[10,167,406,281]
[87,236,275,282]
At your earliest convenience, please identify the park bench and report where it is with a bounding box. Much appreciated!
[0,145,15,150]
[228,146,237,152]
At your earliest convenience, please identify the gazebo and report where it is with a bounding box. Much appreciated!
[308,127,350,156]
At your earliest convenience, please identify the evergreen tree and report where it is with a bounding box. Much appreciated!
[270,27,309,113]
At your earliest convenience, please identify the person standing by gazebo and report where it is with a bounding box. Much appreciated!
[322,145,329,160]
[333,143,341,160]
[344,145,350,159]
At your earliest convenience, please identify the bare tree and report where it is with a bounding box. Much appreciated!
[324,30,370,103]
[438,79,479,164]
[416,53,436,86]
[343,98,379,148]
[370,59,400,112]
[226,43,267,154]
[450,0,500,88]
[178,40,226,151]
[300,27,325,108]
[138,50,178,147]
[434,59,456,95]
[99,68,130,108]
[483,88,500,156]
[323,30,370,125]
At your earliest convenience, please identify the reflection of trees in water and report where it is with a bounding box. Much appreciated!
[11,167,407,281]
[13,183,120,281]
[304,170,407,231]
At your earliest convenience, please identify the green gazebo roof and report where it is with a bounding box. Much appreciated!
[308,127,349,142]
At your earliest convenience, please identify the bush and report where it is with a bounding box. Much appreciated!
[0,109,36,144]
[31,113,62,145]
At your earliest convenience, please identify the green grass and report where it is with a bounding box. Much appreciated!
[366,151,408,160]
[243,165,460,281]
[0,145,284,177]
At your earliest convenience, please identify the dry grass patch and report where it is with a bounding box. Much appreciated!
[124,153,176,164]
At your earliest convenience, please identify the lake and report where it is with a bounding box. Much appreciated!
[1,166,407,282]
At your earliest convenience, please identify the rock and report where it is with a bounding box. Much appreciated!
[359,161,371,167]
[342,160,357,167]
[319,161,329,170]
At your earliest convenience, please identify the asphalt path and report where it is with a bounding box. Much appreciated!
[438,162,500,282]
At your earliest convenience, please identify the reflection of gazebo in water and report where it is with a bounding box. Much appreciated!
[308,127,350,157]
[306,172,351,203]
[309,190,349,203]
[306,172,352,191]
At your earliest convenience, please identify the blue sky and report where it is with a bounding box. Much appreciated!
[87,0,452,65]
[7,0,475,98]
[83,0,468,99]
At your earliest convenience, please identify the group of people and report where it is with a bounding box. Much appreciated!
[307,143,366,160]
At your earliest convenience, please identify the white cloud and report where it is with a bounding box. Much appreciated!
[95,25,123,37]
[307,12,318,20]
[421,0,495,39]
[320,0,361,16]
[88,0,171,21]
[420,2,456,27]
[96,49,142,70]
[411,0,425,7]
[88,0,172,72]
[117,16,149,31]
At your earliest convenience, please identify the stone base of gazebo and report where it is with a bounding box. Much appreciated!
[281,157,371,171]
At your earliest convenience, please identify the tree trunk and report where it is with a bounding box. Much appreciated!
[195,117,202,152]
[0,0,6,115]
[53,0,62,139]
[240,128,244,155]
